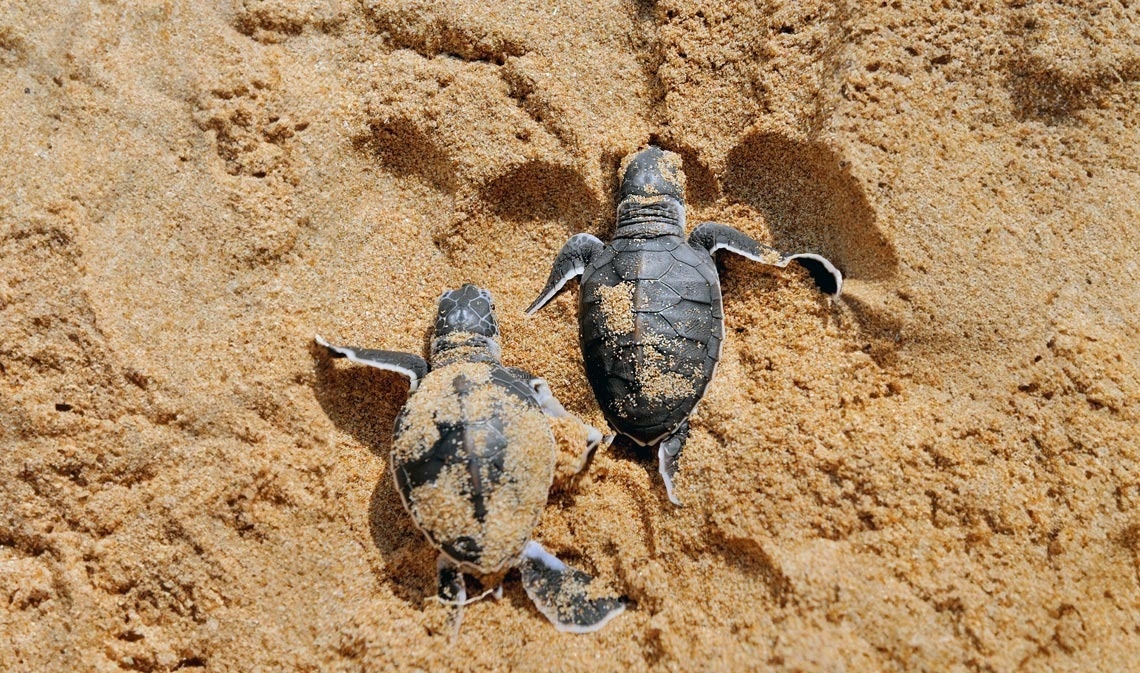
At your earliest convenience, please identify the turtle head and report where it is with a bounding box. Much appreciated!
[616,146,686,234]
[619,146,686,203]
[431,284,502,365]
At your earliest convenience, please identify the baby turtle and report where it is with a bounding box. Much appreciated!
[315,284,625,633]
[527,146,843,505]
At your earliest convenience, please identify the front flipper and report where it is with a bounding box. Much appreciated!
[314,334,429,393]
[519,541,626,634]
[689,222,843,297]
[657,420,689,507]
[505,368,612,482]
[525,233,604,315]
[507,368,612,452]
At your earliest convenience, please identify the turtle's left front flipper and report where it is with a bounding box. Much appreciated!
[689,222,843,297]
[314,335,429,392]
[504,368,612,483]
[519,541,626,633]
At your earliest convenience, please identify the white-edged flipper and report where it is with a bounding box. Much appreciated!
[519,541,626,634]
[518,373,613,454]
[429,555,504,637]
[656,420,688,506]
[529,377,570,418]
[526,233,604,315]
[315,334,429,393]
[689,222,843,297]
[778,253,843,298]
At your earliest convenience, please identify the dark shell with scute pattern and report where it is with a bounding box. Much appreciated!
[579,226,723,444]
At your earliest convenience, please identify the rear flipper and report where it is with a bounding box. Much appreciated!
[657,420,690,507]
[436,554,468,604]
[433,554,505,637]
[519,541,626,633]
[435,554,468,637]
[314,335,429,392]
[689,222,843,297]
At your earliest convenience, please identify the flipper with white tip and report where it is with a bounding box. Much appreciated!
[526,234,604,315]
[519,540,626,634]
[689,222,843,297]
[503,367,614,477]
[315,334,429,393]
[656,420,689,507]
[435,553,467,638]
[523,373,613,452]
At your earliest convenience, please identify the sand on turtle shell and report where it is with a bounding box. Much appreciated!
[1,1,1138,671]
[395,360,556,574]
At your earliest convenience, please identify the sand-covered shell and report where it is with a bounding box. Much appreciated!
[317,284,625,633]
[391,360,555,573]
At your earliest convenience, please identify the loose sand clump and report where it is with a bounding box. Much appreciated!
[595,282,637,336]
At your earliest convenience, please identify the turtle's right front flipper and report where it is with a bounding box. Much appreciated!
[314,335,429,392]
[519,541,626,633]
[504,368,612,453]
[525,233,604,315]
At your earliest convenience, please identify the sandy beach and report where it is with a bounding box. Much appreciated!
[2,1,1138,670]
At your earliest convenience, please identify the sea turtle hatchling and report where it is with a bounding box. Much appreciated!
[527,146,843,506]
[315,284,625,633]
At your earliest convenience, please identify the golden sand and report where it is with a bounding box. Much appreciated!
[2,1,1138,670]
